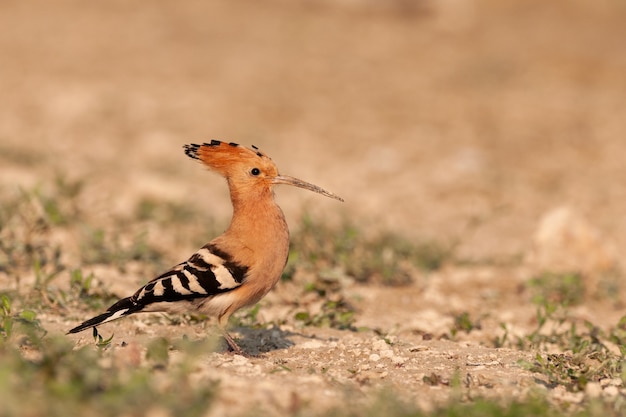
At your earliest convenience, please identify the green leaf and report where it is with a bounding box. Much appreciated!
[19,310,37,322]
[294,312,310,322]
[1,294,11,316]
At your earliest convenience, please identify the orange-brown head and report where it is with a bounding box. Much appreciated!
[184,140,343,202]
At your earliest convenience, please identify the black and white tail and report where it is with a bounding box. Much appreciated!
[67,297,143,334]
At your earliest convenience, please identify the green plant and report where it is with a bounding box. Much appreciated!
[295,298,357,330]
[450,311,482,337]
[0,185,67,279]
[92,327,114,349]
[517,308,626,392]
[528,272,585,307]
[321,390,614,417]
[65,268,119,311]
[32,175,83,226]
[0,293,44,343]
[1,294,13,340]
[0,304,218,417]
[493,323,510,348]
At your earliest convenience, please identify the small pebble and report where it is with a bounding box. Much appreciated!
[585,382,602,398]
[604,386,619,397]
[232,355,249,366]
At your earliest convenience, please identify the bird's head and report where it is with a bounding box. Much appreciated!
[184,140,343,202]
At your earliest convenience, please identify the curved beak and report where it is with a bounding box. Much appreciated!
[272,175,344,202]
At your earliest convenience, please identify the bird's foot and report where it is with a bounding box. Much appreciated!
[223,331,250,357]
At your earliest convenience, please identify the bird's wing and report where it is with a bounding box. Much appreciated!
[67,243,248,334]
[131,243,249,306]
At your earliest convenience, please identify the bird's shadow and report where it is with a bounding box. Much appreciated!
[222,326,320,356]
[160,325,326,357]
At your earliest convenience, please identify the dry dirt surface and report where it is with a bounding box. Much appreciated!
[2,0,626,415]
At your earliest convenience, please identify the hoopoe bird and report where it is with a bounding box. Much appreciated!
[68,140,343,354]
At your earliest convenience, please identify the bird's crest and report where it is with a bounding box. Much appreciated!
[184,140,274,175]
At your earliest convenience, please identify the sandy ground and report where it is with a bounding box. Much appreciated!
[2,0,626,415]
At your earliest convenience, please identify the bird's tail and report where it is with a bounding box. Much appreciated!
[67,297,143,334]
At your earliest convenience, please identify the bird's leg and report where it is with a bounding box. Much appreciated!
[222,330,246,356]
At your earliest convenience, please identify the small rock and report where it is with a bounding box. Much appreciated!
[551,385,584,404]
[232,355,249,366]
[392,356,407,365]
[529,206,619,279]
[299,340,325,349]
[372,339,389,351]
[585,382,602,398]
[380,349,394,359]
[369,353,381,362]
[600,378,622,387]
[604,385,619,397]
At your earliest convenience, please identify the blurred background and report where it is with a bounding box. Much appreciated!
[1,0,625,262]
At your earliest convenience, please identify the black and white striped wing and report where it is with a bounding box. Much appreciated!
[67,244,248,334]
[132,243,249,306]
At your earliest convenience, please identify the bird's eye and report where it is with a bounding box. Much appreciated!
[251,168,261,176]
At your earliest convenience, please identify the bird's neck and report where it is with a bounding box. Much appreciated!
[210,187,290,309]
[221,187,290,265]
